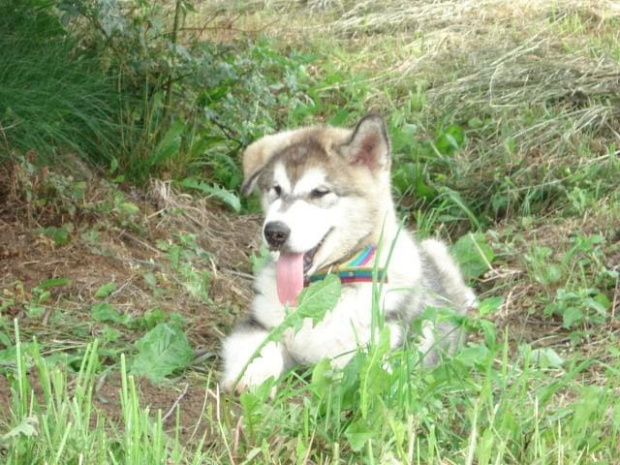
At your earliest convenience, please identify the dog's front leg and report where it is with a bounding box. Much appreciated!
[220,325,291,393]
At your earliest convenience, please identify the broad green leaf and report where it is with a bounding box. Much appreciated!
[130,323,193,382]
[531,348,564,368]
[0,343,34,368]
[92,303,125,324]
[109,156,119,174]
[179,177,241,212]
[102,325,121,343]
[168,245,181,270]
[479,319,497,347]
[131,308,167,330]
[41,226,70,246]
[310,358,334,399]
[1,416,38,440]
[541,265,563,285]
[327,108,349,126]
[504,138,517,155]
[435,124,465,156]
[478,296,503,316]
[456,343,492,368]
[562,307,583,328]
[119,202,140,216]
[468,117,484,128]
[35,278,71,290]
[150,120,186,167]
[26,305,45,318]
[187,134,225,158]
[267,275,341,344]
[295,274,342,327]
[586,294,611,315]
[451,233,495,280]
[94,282,117,299]
[37,291,51,304]
[345,419,373,452]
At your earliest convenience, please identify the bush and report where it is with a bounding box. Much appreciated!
[0,0,125,166]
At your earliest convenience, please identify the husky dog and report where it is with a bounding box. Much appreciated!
[221,115,475,392]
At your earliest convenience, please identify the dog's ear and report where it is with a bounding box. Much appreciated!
[241,131,294,196]
[340,114,390,171]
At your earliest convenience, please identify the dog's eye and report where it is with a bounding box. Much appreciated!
[310,188,330,199]
[272,185,282,196]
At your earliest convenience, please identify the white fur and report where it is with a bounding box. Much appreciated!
[421,238,478,309]
[221,331,291,392]
[265,200,336,253]
[221,212,464,389]
[273,163,292,194]
[293,168,328,195]
[264,168,341,254]
[221,119,475,392]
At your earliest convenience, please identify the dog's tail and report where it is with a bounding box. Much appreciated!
[420,238,477,312]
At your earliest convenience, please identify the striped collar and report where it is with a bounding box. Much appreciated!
[305,245,388,286]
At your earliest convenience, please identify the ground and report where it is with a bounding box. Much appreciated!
[0,161,259,441]
[2,1,620,463]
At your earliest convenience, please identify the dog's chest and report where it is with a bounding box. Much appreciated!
[283,284,375,364]
[253,266,379,360]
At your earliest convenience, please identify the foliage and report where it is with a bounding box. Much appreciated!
[526,233,619,334]
[0,0,124,165]
[52,0,320,194]
[451,232,495,280]
[130,322,193,382]
[232,275,341,390]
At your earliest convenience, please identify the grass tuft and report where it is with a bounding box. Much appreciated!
[0,0,125,167]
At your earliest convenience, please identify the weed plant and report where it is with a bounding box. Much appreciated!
[0,0,124,166]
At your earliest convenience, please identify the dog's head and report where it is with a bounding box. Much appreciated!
[241,115,393,304]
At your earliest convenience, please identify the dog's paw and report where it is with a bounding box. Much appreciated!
[416,320,436,356]
[465,288,478,310]
[221,340,284,394]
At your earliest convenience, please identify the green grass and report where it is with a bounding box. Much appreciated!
[2,0,620,463]
[0,0,126,166]
[4,303,620,463]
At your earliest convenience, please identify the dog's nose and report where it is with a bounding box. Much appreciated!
[264,221,290,249]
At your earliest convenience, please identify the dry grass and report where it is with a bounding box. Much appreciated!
[0,162,260,350]
[149,179,261,276]
[200,0,620,155]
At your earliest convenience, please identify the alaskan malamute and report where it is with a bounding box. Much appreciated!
[221,115,475,392]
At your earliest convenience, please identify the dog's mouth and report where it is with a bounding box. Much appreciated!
[302,234,328,275]
[275,230,331,306]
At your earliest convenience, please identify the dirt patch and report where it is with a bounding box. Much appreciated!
[0,161,261,438]
[0,162,261,344]
[93,372,217,444]
[0,369,222,447]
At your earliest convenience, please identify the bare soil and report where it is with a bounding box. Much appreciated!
[0,161,259,435]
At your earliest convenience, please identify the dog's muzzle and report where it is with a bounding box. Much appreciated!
[264,221,290,249]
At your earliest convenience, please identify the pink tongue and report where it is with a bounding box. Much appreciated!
[276,252,304,306]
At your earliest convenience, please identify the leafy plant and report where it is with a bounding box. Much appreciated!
[178,177,241,212]
[38,224,73,246]
[451,232,495,280]
[129,322,194,382]
[0,0,124,165]
[232,275,342,390]
[93,282,117,299]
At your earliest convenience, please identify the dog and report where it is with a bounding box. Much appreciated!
[220,114,476,392]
